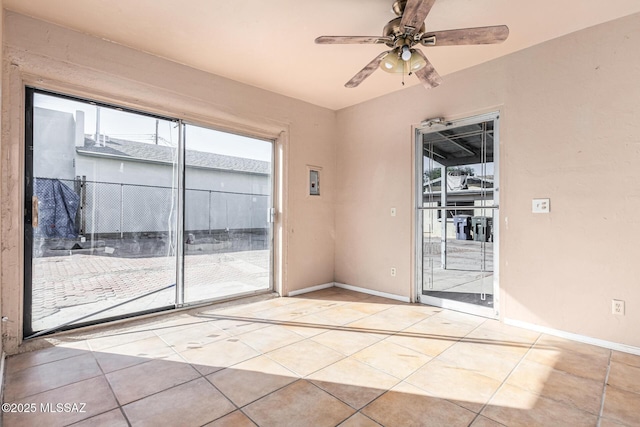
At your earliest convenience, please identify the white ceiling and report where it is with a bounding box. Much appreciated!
[5,0,640,110]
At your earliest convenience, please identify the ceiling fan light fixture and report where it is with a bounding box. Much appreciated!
[380,50,403,73]
[409,49,427,71]
[381,48,426,73]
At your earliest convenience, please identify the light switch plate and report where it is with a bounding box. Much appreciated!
[390,207,396,217]
[532,198,550,213]
[309,170,320,196]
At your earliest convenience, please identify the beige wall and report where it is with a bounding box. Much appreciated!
[0,1,4,360]
[2,9,639,352]
[1,12,336,351]
[335,13,640,348]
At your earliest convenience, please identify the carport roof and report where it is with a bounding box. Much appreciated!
[422,122,494,167]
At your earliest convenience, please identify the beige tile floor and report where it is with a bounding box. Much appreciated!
[3,287,640,427]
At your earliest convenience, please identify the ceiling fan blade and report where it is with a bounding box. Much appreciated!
[413,49,442,89]
[400,0,437,33]
[422,25,509,46]
[345,51,389,88]
[315,36,393,45]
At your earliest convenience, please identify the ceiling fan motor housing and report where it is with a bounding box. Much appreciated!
[383,17,425,46]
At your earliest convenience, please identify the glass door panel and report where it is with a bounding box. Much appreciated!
[183,124,273,303]
[419,117,498,316]
[26,91,179,335]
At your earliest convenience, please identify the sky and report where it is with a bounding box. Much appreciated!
[35,93,273,162]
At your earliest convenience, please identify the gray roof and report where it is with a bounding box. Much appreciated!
[77,137,270,174]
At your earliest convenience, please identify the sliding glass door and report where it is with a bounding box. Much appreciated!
[24,89,274,337]
[183,124,273,303]
[416,113,499,318]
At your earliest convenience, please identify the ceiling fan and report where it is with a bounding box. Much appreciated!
[315,0,509,89]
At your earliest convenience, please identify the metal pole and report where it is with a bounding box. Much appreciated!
[480,121,488,301]
[95,107,101,145]
[81,175,87,235]
[441,165,447,269]
[208,190,212,234]
[175,122,185,306]
[120,184,124,238]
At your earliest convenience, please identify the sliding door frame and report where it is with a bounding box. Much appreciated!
[179,120,277,308]
[23,88,277,337]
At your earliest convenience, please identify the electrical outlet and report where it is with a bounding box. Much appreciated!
[612,299,625,315]
[390,267,397,277]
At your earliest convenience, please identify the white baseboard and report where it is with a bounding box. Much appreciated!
[287,282,335,297]
[504,318,640,356]
[287,282,410,303]
[334,282,410,303]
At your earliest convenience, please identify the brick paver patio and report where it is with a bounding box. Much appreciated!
[31,250,270,332]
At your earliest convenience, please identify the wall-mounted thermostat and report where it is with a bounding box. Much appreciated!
[309,169,320,196]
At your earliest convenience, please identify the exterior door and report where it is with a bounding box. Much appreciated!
[416,113,500,318]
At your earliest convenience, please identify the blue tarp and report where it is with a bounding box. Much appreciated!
[34,178,80,238]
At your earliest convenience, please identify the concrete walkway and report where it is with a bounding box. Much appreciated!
[422,239,495,306]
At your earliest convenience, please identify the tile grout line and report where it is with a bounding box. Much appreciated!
[233,301,442,419]
[596,350,613,427]
[495,341,612,417]
[309,308,492,425]
[62,407,132,427]
[199,374,244,425]
[91,344,133,427]
[5,372,105,403]
[332,304,448,374]
[350,324,439,382]
[356,411,385,427]
[236,379,321,426]
[396,316,496,421]
[154,311,307,422]
[168,298,358,425]
[233,326,308,356]
[296,305,441,380]
[198,339,302,412]
[233,377,301,411]
[18,290,630,427]
[96,329,228,414]
[466,329,542,426]
[195,293,417,347]
[307,307,492,421]
[303,379,357,424]
[4,344,93,374]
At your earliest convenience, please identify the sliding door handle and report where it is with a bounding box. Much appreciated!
[32,196,38,228]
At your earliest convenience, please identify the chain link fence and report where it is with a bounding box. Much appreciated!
[35,177,270,238]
